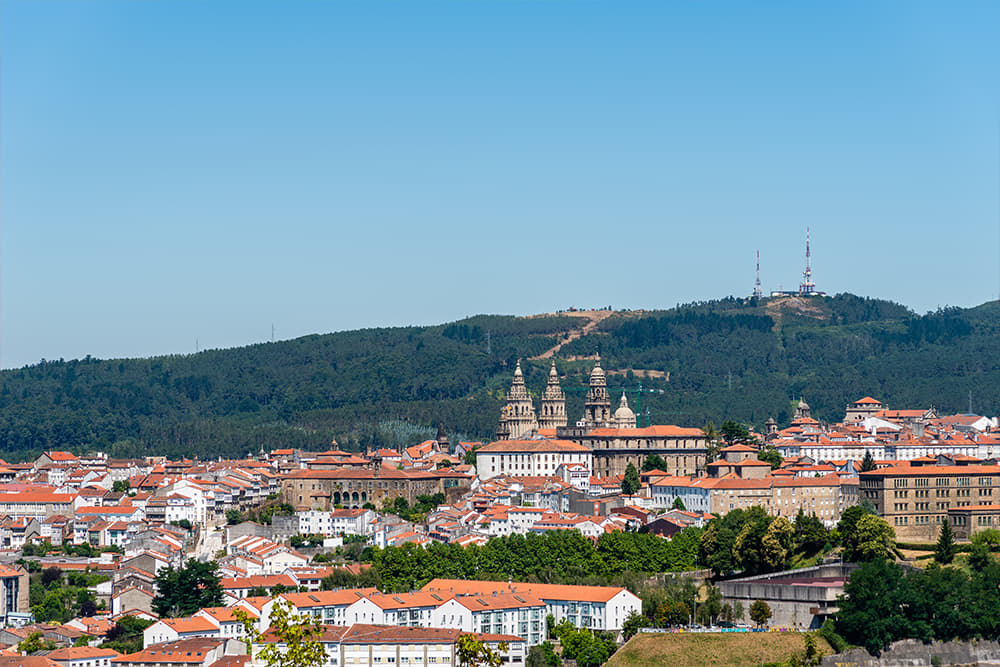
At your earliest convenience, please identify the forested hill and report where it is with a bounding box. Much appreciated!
[1,294,998,462]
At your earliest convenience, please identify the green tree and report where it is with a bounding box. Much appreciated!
[41,566,62,587]
[757,447,782,469]
[456,633,507,667]
[226,509,243,525]
[749,599,772,627]
[720,420,754,446]
[719,602,735,625]
[526,642,560,667]
[18,632,55,654]
[934,519,956,564]
[621,463,640,496]
[464,447,479,466]
[671,496,686,511]
[793,510,828,556]
[641,454,667,473]
[853,514,895,562]
[112,480,131,493]
[762,517,794,572]
[621,610,644,640]
[835,558,911,654]
[152,559,224,617]
[235,599,326,667]
[837,504,876,561]
[859,450,876,473]
[702,422,721,462]
[100,615,154,655]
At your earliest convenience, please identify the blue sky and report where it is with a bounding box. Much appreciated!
[2,1,998,368]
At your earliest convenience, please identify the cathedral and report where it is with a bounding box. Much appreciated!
[496,359,637,440]
[494,359,707,478]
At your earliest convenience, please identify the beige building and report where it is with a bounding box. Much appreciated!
[844,396,887,423]
[947,504,1000,541]
[281,466,473,510]
[859,464,1000,541]
[709,475,857,526]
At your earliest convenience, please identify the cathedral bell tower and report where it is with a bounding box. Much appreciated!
[582,358,612,428]
[538,361,568,430]
[497,360,538,440]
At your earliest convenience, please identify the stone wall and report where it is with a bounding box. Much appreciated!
[822,638,1000,667]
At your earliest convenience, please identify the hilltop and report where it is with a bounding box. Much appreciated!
[1,293,997,461]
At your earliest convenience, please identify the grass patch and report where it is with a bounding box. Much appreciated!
[607,631,833,667]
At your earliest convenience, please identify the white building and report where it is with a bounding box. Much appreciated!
[421,579,641,635]
[477,438,592,481]
[431,592,546,646]
[296,508,376,536]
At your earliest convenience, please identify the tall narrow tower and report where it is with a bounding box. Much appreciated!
[799,227,816,295]
[538,360,568,430]
[753,250,763,299]
[582,358,612,428]
[496,360,538,440]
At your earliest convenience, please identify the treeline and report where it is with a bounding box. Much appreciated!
[700,506,894,577]
[1,296,997,460]
[327,529,702,594]
[836,557,1000,655]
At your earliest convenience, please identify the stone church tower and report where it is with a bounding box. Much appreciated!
[582,359,612,428]
[538,361,567,430]
[793,397,812,422]
[497,360,538,440]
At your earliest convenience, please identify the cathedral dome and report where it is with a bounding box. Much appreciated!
[614,395,635,421]
[589,360,605,380]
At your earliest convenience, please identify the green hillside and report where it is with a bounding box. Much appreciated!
[1,294,997,462]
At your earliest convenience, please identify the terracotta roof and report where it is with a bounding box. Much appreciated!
[479,439,590,453]
[422,578,632,603]
[112,638,223,664]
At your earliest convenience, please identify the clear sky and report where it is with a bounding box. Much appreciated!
[2,1,998,368]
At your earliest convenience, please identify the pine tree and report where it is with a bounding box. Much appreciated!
[860,450,876,472]
[935,518,956,564]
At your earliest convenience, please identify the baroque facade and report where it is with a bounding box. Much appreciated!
[495,360,708,478]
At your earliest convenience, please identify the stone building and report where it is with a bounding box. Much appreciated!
[281,465,473,511]
[496,361,538,441]
[859,464,1000,541]
[495,359,708,478]
[538,361,567,430]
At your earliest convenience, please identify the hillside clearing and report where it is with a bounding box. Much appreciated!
[606,631,833,667]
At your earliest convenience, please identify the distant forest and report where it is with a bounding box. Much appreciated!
[1,294,997,462]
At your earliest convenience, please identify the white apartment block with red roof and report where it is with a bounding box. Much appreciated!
[431,591,547,646]
[421,579,641,635]
[648,475,714,513]
[344,591,445,627]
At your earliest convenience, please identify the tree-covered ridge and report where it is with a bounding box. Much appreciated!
[1,295,997,461]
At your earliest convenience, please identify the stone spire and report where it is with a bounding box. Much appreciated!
[538,360,567,430]
[498,360,538,440]
[582,357,612,428]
